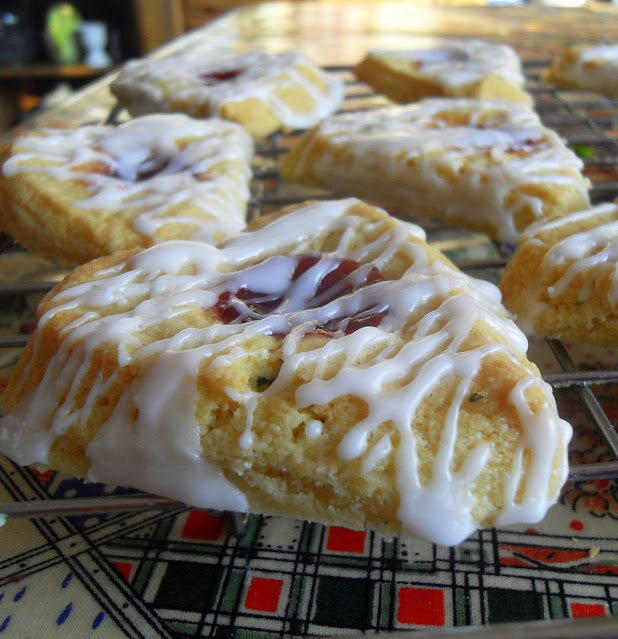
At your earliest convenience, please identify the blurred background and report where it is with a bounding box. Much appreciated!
[0,0,189,133]
[0,0,614,133]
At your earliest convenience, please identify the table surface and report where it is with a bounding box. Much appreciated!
[0,2,618,638]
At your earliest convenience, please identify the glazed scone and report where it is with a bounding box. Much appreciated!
[354,39,532,105]
[110,49,344,138]
[544,43,618,98]
[281,98,591,244]
[0,114,254,267]
[500,201,618,346]
[0,199,571,546]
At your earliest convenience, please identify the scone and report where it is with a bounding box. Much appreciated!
[110,49,344,138]
[544,43,618,98]
[500,201,618,346]
[354,39,532,105]
[281,98,591,244]
[0,113,254,267]
[0,198,571,546]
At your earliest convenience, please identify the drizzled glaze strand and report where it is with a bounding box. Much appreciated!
[0,199,571,545]
[284,99,590,243]
[3,114,254,244]
[569,43,618,82]
[215,253,386,333]
[112,50,344,131]
[522,202,618,311]
[368,39,527,88]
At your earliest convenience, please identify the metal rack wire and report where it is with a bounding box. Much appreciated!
[0,63,617,523]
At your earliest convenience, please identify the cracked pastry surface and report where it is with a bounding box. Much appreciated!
[544,43,618,98]
[0,198,571,545]
[0,113,254,266]
[281,98,591,244]
[354,39,532,105]
[500,201,618,346]
[110,49,344,138]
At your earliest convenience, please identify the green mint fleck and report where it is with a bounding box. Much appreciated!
[572,144,595,159]
[469,390,489,402]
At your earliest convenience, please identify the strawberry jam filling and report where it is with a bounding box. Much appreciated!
[215,254,388,335]
[130,154,171,181]
[200,69,242,85]
[76,151,172,182]
[505,137,549,155]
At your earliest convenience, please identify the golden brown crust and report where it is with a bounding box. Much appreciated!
[280,101,590,245]
[543,44,618,98]
[0,199,570,543]
[0,169,142,266]
[110,51,343,138]
[354,55,444,103]
[0,116,253,266]
[354,48,532,105]
[500,202,618,346]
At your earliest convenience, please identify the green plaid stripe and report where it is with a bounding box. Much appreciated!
[90,509,618,637]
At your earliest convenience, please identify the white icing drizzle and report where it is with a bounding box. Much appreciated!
[3,114,254,245]
[518,203,618,323]
[111,50,344,132]
[578,43,618,64]
[368,39,527,88]
[497,375,569,526]
[305,419,323,440]
[0,198,571,545]
[283,98,590,244]
[553,43,618,96]
[361,433,393,475]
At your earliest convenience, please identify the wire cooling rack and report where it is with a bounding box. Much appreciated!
[0,63,617,524]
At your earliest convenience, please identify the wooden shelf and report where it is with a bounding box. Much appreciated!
[0,64,114,80]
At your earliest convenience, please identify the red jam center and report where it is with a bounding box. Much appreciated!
[131,154,171,181]
[505,137,548,155]
[215,254,387,336]
[200,69,242,85]
[85,153,171,182]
